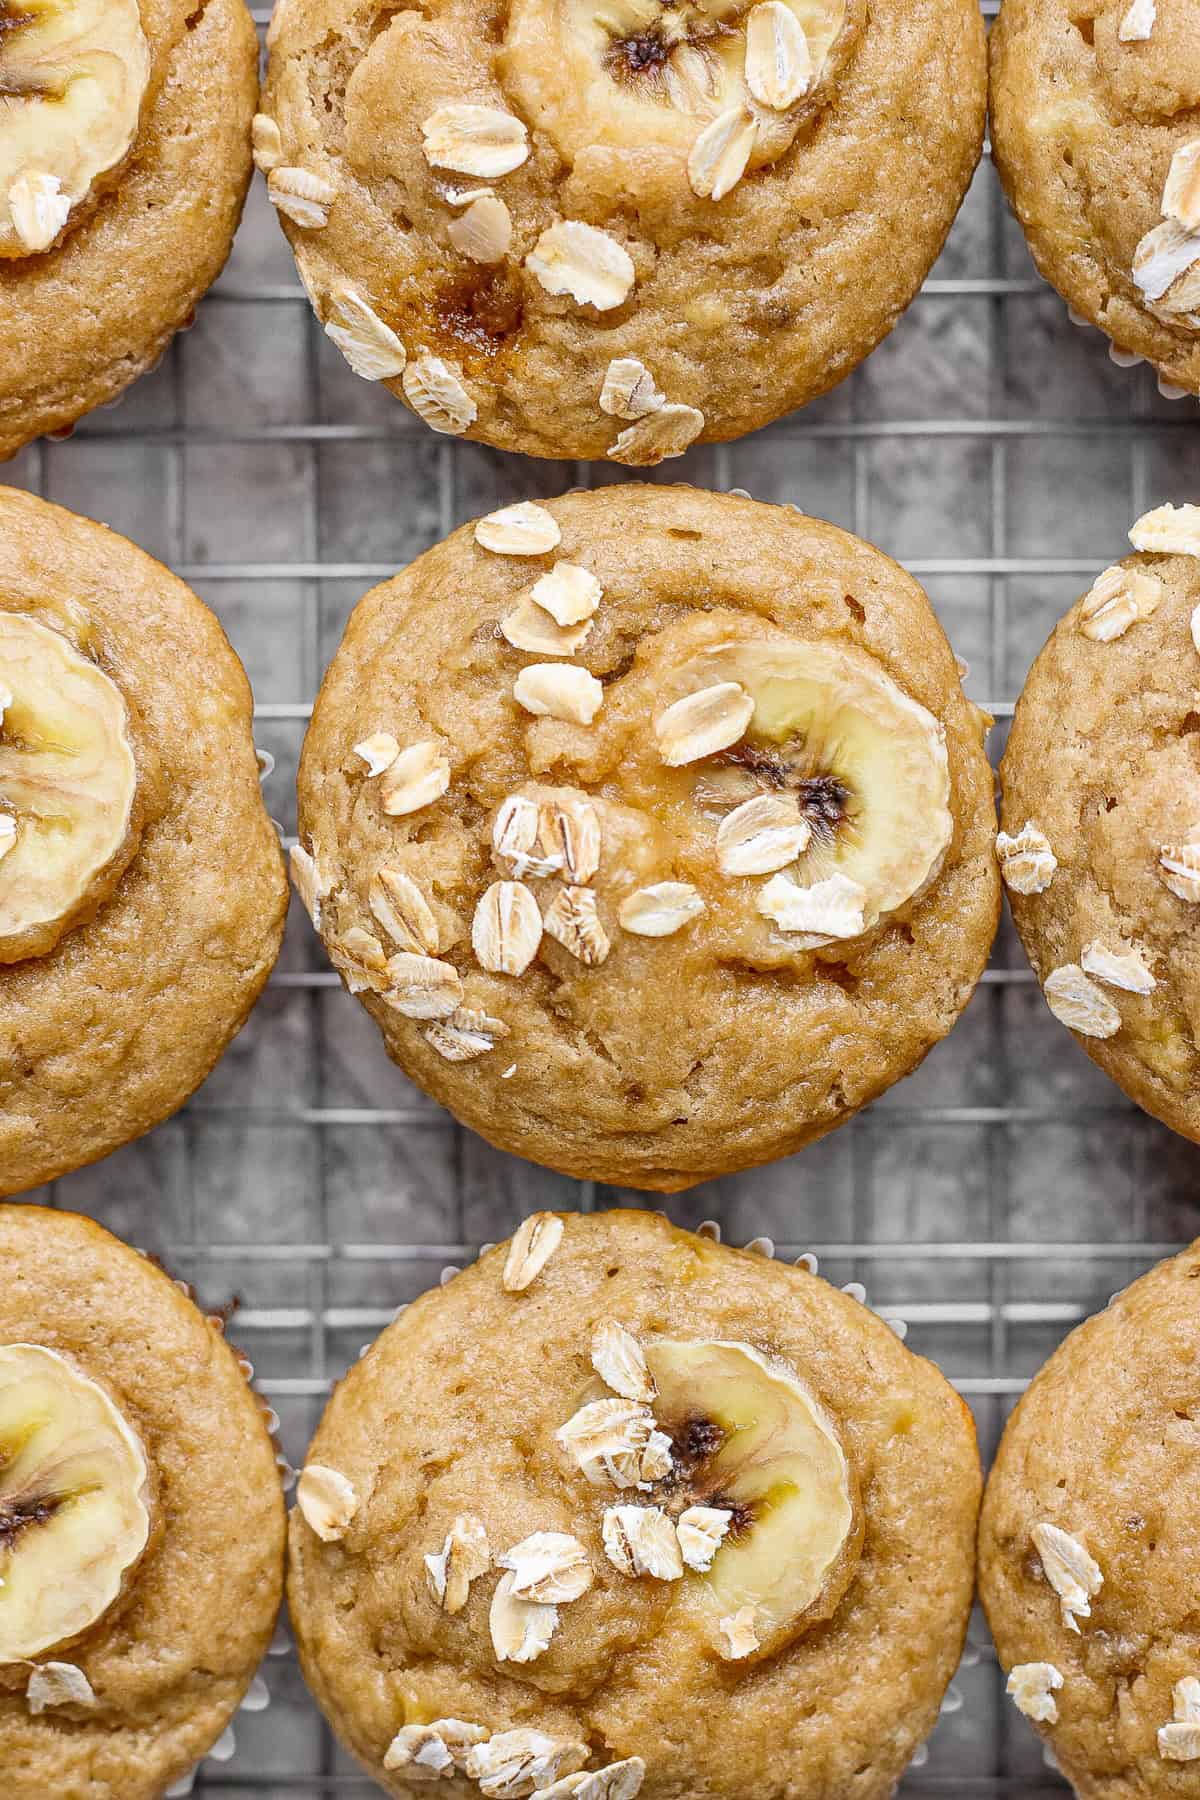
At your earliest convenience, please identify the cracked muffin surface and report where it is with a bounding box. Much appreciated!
[999,511,1200,1140]
[259,0,985,459]
[0,0,258,459]
[980,1239,1200,1795]
[990,0,1200,393]
[0,486,288,1195]
[289,1207,983,1800]
[0,1204,286,1800]
[296,483,998,1190]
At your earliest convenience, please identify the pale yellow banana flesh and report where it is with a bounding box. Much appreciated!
[645,1338,856,1655]
[0,1343,152,1663]
[0,0,149,256]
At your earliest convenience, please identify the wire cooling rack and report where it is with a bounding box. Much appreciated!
[8,2,1200,1789]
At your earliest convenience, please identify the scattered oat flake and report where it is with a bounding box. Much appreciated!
[424,1007,508,1060]
[688,107,757,201]
[325,288,407,382]
[502,1062,517,1077]
[421,104,529,178]
[640,1429,673,1484]
[556,1397,658,1488]
[353,730,400,776]
[1160,1679,1200,1759]
[1032,1522,1103,1631]
[1078,564,1162,640]
[717,792,812,876]
[542,884,610,964]
[602,1505,684,1581]
[502,597,593,656]
[489,1571,560,1665]
[25,1663,97,1715]
[289,843,326,926]
[592,1320,656,1402]
[472,879,543,975]
[403,355,476,435]
[608,402,705,467]
[541,793,601,884]
[1159,839,1200,901]
[1130,502,1200,556]
[477,503,562,556]
[1119,0,1155,37]
[600,357,665,420]
[9,170,69,251]
[424,1514,491,1612]
[618,881,705,937]
[251,113,283,172]
[0,814,16,860]
[268,166,336,228]
[1192,603,1200,652]
[530,563,603,627]
[718,1605,760,1660]
[371,867,439,955]
[514,664,604,725]
[1006,1662,1063,1725]
[384,951,463,1019]
[745,2,813,109]
[1133,220,1200,301]
[1043,965,1121,1040]
[498,1532,594,1604]
[1081,938,1156,994]
[379,740,450,816]
[526,220,635,311]
[340,926,387,972]
[538,1760,647,1800]
[677,1505,732,1572]
[655,681,754,766]
[504,1211,564,1292]
[468,1731,589,1799]
[384,1719,490,1777]
[1165,141,1200,232]
[995,823,1057,896]
[448,192,513,263]
[1176,1677,1200,1722]
[493,794,562,878]
[297,1464,359,1542]
[758,870,867,942]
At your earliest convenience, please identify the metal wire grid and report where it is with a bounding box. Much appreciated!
[8,3,1200,1787]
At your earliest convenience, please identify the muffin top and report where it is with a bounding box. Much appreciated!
[289,1208,982,1800]
[0,1204,286,1800]
[999,503,1200,1139]
[297,484,998,1190]
[981,1238,1200,1796]
[0,486,288,1195]
[990,0,1200,391]
[0,0,257,458]
[260,0,985,458]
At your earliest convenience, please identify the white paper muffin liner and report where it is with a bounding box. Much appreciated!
[1063,303,1198,402]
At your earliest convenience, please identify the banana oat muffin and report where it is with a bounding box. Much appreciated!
[0,486,288,1195]
[991,0,1200,394]
[289,1208,983,1800]
[0,1204,286,1800]
[296,483,999,1190]
[999,500,1200,1140]
[0,0,258,459]
[259,0,985,460]
[980,1239,1200,1795]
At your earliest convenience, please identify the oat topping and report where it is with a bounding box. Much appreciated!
[378,740,450,816]
[1159,839,1200,902]
[655,681,754,766]
[370,868,440,955]
[503,1212,565,1291]
[448,193,513,263]
[1043,965,1121,1040]
[538,1760,647,1800]
[541,794,601,884]
[608,402,706,467]
[251,113,283,173]
[602,1505,684,1580]
[1080,938,1156,995]
[1006,1662,1063,1725]
[529,564,603,627]
[472,880,543,975]
[403,356,477,435]
[290,843,328,927]
[592,1321,656,1402]
[757,870,868,942]
[493,795,563,879]
[424,1007,509,1060]
[352,730,401,776]
[1165,143,1200,234]
[1132,220,1200,303]
[340,926,387,972]
[717,1604,760,1660]
[995,823,1057,896]
[745,2,813,108]
[1160,1677,1200,1761]
[324,289,407,382]
[514,664,604,724]
[425,1514,491,1613]
[676,1504,733,1572]
[716,793,812,876]
[25,1662,97,1714]
[1078,564,1162,641]
[8,172,69,253]
[383,952,464,1020]
[502,599,593,656]
[542,884,611,963]
[498,1532,594,1603]
[556,1397,659,1488]
[687,107,757,201]
[600,358,665,421]
[267,166,335,229]
[1118,0,1155,37]
[1031,1522,1103,1632]
[618,882,706,937]
[421,104,530,178]
[1130,502,1200,555]
[296,1464,359,1542]
[526,221,636,311]
[467,1731,590,1798]
[1192,604,1200,653]
[384,1718,490,1778]
[476,503,562,556]
[489,1572,561,1664]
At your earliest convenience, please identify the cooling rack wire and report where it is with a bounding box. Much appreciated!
[7,0,1200,1788]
